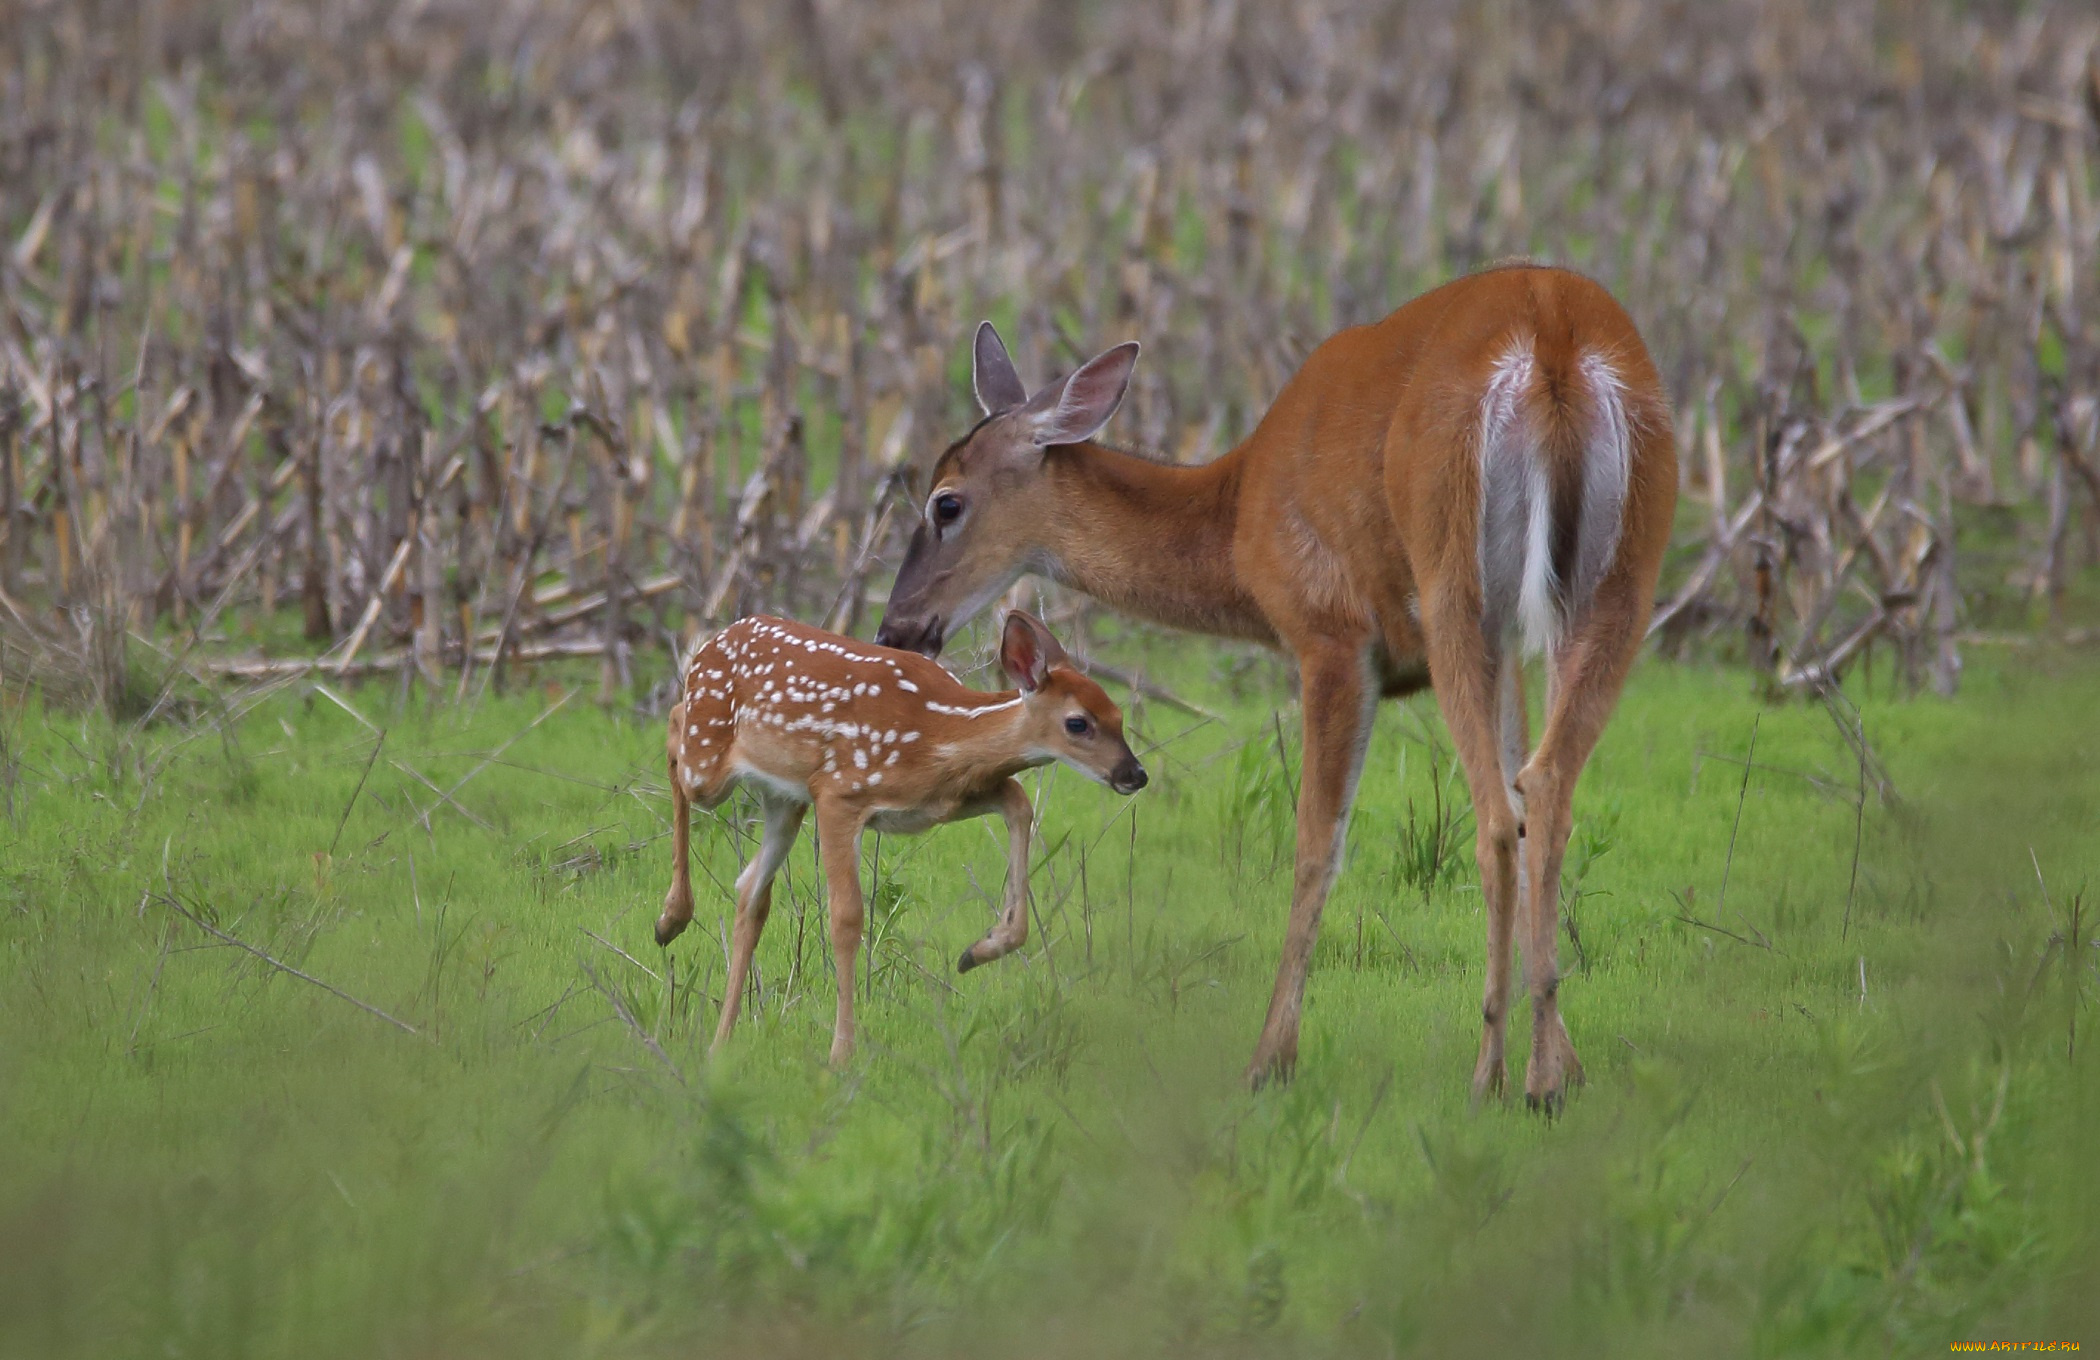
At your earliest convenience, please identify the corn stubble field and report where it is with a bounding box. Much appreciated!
[4,0,2100,1355]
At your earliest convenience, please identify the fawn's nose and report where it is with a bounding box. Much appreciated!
[1111,760,1149,795]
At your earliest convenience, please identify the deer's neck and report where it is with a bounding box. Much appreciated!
[1035,443,1273,643]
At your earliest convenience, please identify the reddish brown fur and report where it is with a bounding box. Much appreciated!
[658,612,1144,1066]
[877,265,1677,1107]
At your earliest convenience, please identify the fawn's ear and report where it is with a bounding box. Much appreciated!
[973,321,1029,415]
[998,610,1070,693]
[1017,341,1139,446]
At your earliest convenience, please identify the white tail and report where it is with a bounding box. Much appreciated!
[655,612,1146,1066]
[1477,342,1557,656]
[1574,351,1633,613]
[1477,344,1636,659]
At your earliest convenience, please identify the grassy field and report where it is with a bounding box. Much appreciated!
[7,5,2098,1355]
[4,632,2097,1358]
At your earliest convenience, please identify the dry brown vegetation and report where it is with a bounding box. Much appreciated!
[4,0,2099,707]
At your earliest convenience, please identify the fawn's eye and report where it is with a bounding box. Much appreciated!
[1064,716,1091,736]
[931,493,964,526]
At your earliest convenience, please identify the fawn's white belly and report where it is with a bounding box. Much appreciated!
[868,806,943,834]
[728,760,814,806]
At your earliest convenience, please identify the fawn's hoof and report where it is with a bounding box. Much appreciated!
[654,915,688,947]
[957,946,981,974]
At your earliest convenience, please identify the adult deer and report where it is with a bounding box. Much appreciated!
[876,265,1675,1109]
[658,611,1146,1066]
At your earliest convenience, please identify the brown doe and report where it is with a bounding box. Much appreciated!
[876,264,1676,1109]
[658,611,1146,1066]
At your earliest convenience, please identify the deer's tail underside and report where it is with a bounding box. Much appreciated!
[1475,340,1633,660]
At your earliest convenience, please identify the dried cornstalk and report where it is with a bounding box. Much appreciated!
[1,0,2096,706]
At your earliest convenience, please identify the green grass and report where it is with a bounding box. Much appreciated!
[3,641,2097,1358]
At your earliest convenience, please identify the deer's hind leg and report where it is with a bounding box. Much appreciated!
[710,797,808,1053]
[1514,583,1647,1113]
[1414,598,1527,1107]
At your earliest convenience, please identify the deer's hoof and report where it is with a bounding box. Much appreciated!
[1245,1050,1297,1091]
[654,915,688,947]
[1470,1063,1507,1109]
[1523,1062,1583,1119]
[956,946,981,974]
[1523,1021,1585,1117]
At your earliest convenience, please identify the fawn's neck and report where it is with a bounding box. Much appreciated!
[901,690,1044,792]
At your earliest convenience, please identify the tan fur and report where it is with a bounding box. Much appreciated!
[878,265,1677,1107]
[658,612,1145,1066]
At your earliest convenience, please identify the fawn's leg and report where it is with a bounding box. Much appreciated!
[957,778,1034,973]
[657,750,696,946]
[659,696,735,946]
[709,798,807,1054]
[815,797,868,1068]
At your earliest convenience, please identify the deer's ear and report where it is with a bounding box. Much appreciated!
[998,611,1063,692]
[1021,341,1139,446]
[973,321,1029,415]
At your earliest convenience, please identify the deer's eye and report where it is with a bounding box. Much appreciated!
[1064,716,1091,736]
[932,493,964,526]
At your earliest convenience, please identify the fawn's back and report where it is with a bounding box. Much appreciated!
[670,615,1042,817]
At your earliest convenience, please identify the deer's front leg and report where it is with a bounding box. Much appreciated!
[957,778,1034,973]
[815,797,868,1068]
[1247,640,1375,1088]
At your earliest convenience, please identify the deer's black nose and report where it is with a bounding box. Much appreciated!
[1111,760,1149,795]
[875,615,944,657]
